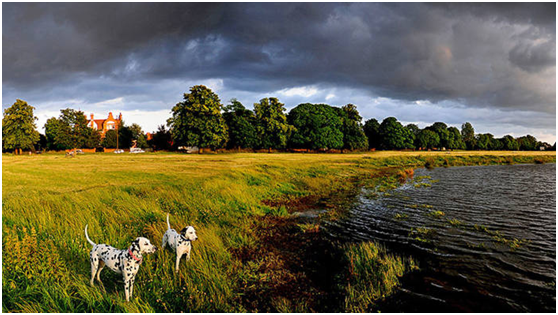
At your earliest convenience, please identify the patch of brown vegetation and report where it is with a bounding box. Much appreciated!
[230,216,344,312]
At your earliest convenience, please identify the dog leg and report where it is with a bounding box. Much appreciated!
[129,276,136,299]
[124,274,131,302]
[90,254,99,286]
[96,261,105,284]
[175,252,183,272]
[161,233,168,249]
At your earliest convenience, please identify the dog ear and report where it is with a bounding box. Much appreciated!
[130,238,140,251]
[180,227,188,236]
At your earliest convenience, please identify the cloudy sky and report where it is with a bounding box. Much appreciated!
[3,3,556,142]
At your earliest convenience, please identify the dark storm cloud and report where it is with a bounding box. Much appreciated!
[2,2,555,117]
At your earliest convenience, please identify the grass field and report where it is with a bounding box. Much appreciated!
[2,151,555,312]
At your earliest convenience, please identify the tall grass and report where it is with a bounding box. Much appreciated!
[2,151,555,312]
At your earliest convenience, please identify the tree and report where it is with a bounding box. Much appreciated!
[53,108,99,151]
[378,117,414,149]
[405,124,421,136]
[338,104,368,151]
[415,129,440,149]
[475,133,495,150]
[426,122,449,149]
[101,130,118,148]
[288,103,344,150]
[447,127,465,150]
[44,117,67,150]
[223,99,258,149]
[363,118,381,149]
[500,135,519,151]
[167,85,229,150]
[461,122,475,149]
[254,97,292,151]
[149,125,172,151]
[2,99,40,153]
[517,135,538,151]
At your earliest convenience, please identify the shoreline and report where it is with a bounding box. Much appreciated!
[2,152,555,312]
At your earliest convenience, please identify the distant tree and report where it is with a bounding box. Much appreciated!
[461,122,475,149]
[500,135,519,151]
[426,122,449,149]
[36,134,47,152]
[552,143,556,151]
[149,125,172,151]
[167,85,229,150]
[415,129,440,149]
[288,103,344,150]
[337,104,368,151]
[475,133,495,150]
[44,117,67,150]
[254,97,292,151]
[123,123,148,149]
[378,117,414,149]
[363,118,381,149]
[2,99,40,154]
[405,124,421,136]
[50,108,99,152]
[101,130,118,148]
[491,137,504,150]
[223,99,258,149]
[517,135,538,151]
[447,127,465,150]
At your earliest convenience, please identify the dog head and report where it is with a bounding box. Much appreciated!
[131,237,158,254]
[180,226,198,241]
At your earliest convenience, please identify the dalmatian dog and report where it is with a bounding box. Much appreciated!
[162,214,198,272]
[84,225,157,302]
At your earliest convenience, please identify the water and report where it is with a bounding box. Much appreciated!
[325,163,556,312]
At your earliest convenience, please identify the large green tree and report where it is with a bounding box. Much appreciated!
[363,118,381,149]
[500,135,520,151]
[426,122,449,149]
[45,108,99,151]
[475,133,495,150]
[167,85,229,150]
[337,104,368,151]
[461,122,475,149]
[223,99,258,149]
[415,129,440,149]
[254,97,291,151]
[516,135,538,151]
[378,117,414,149]
[101,130,118,148]
[447,126,466,150]
[2,99,40,153]
[288,103,344,150]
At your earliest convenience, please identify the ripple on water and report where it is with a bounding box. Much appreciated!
[325,163,556,312]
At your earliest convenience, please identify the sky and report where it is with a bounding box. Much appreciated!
[2,2,556,143]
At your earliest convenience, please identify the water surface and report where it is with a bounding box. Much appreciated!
[326,163,556,312]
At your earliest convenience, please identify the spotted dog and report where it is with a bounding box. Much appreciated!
[162,214,198,272]
[84,225,157,302]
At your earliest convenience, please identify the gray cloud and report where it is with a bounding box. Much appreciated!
[2,3,555,141]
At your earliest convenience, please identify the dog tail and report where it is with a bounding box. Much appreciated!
[84,225,96,246]
[167,213,171,229]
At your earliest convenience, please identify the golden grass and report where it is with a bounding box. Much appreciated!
[2,151,555,312]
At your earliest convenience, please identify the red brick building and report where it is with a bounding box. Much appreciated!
[87,112,122,138]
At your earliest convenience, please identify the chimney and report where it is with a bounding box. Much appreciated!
[90,113,94,120]
[118,112,122,120]
[108,112,114,119]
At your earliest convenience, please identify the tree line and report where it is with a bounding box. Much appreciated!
[2,87,555,153]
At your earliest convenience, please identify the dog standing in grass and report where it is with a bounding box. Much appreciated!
[162,214,198,272]
[85,225,157,302]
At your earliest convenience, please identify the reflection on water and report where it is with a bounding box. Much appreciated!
[325,163,556,312]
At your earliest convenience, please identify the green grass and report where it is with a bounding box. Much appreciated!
[2,151,555,312]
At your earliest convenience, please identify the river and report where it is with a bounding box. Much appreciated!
[325,163,556,312]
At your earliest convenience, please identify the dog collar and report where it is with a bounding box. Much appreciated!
[128,248,142,264]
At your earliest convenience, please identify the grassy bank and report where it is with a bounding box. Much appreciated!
[2,151,555,312]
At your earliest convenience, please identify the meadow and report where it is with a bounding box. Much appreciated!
[2,151,555,312]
